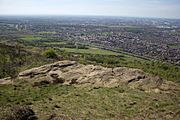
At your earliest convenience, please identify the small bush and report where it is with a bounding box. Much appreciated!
[4,106,37,120]
[43,48,57,59]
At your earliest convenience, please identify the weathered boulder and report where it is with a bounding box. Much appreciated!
[0,77,12,85]
[2,60,178,92]
[18,60,76,78]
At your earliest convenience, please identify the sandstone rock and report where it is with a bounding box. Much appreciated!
[18,61,76,78]
[1,60,178,92]
[0,77,12,85]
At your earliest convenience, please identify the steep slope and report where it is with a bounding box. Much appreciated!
[0,60,179,120]
[1,60,177,93]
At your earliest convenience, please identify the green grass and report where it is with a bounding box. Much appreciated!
[93,56,180,81]
[38,31,56,34]
[170,32,180,35]
[0,43,55,79]
[58,50,180,81]
[59,47,120,56]
[168,44,180,49]
[124,60,180,81]
[43,41,66,45]
[21,35,42,41]
[0,81,179,119]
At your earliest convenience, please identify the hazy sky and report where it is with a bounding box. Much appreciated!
[0,0,180,18]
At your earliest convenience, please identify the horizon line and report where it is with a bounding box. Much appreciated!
[0,14,180,20]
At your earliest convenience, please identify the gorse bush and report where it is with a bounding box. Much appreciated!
[43,48,57,59]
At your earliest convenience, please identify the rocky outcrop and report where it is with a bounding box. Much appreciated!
[13,60,178,92]
[19,61,76,78]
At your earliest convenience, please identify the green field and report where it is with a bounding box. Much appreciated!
[169,44,180,49]
[21,35,43,41]
[43,41,67,45]
[38,31,56,34]
[170,32,180,35]
[59,47,120,56]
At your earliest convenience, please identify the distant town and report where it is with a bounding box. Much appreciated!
[0,16,180,65]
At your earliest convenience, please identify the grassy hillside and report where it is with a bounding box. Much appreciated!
[0,43,54,79]
[0,44,179,120]
[0,42,179,81]
[0,79,179,119]
[57,49,180,82]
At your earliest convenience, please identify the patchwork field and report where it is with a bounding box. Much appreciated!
[168,44,180,49]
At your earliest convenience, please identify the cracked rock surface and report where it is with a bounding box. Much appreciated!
[1,60,179,92]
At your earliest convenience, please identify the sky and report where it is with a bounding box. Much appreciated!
[0,0,180,18]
